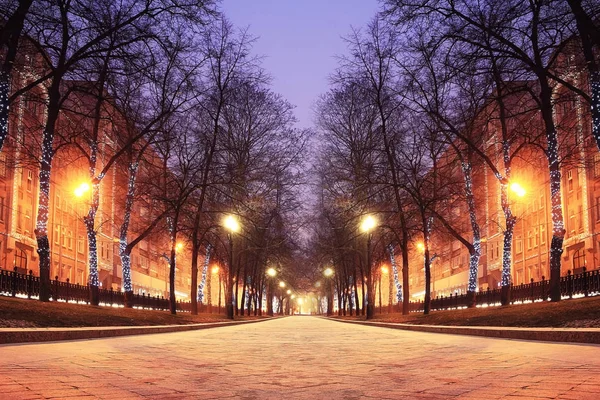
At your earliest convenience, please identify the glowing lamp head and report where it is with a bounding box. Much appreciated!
[416,242,425,252]
[297,298,304,305]
[510,182,526,197]
[381,266,389,274]
[323,267,334,277]
[267,268,277,277]
[211,266,219,274]
[223,215,240,233]
[286,289,291,295]
[291,294,296,299]
[74,182,90,197]
[360,215,377,233]
[279,281,286,288]
[175,242,184,252]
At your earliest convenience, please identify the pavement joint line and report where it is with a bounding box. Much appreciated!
[0,317,275,345]
[327,317,600,344]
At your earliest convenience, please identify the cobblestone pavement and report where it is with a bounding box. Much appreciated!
[0,316,599,399]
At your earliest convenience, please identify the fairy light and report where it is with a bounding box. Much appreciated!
[387,244,402,303]
[197,244,212,303]
[591,72,600,151]
[120,162,138,293]
[461,162,482,293]
[0,72,9,152]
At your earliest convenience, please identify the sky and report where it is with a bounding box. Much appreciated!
[220,0,381,130]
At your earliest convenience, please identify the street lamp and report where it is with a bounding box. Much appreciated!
[510,182,526,197]
[223,214,240,319]
[361,215,377,319]
[73,182,90,198]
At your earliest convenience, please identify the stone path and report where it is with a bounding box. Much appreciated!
[0,316,599,399]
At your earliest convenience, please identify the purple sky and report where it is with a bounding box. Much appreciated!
[220,0,380,130]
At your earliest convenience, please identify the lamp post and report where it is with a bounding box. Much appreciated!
[266,267,277,316]
[361,215,377,319]
[223,215,240,319]
[323,267,334,316]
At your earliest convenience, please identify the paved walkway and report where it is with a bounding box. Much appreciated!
[0,316,599,399]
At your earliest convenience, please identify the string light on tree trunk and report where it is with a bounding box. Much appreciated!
[197,244,212,303]
[387,244,402,303]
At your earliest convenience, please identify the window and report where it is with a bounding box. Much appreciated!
[55,193,61,210]
[578,205,583,232]
[540,225,546,245]
[567,170,573,191]
[596,197,600,221]
[534,227,539,247]
[24,209,31,234]
[516,236,523,254]
[26,170,33,192]
[14,249,27,273]
[68,230,73,250]
[78,235,85,254]
[573,249,586,271]
[54,224,60,245]
[16,205,22,232]
[527,230,533,250]
[595,154,600,177]
[569,209,576,233]
[539,193,544,209]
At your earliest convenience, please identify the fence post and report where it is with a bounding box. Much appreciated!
[541,276,546,301]
[110,288,114,306]
[567,270,573,299]
[529,278,534,302]
[486,287,491,305]
[11,267,17,297]
[54,275,59,301]
[27,270,33,299]
[66,278,70,303]
[583,267,589,297]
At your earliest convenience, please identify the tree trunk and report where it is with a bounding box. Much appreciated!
[567,0,600,152]
[120,162,138,307]
[539,78,566,302]
[86,182,101,305]
[0,0,34,153]
[191,239,200,315]
[461,161,481,308]
[35,79,62,302]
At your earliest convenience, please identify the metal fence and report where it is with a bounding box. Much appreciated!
[407,268,600,312]
[0,267,192,312]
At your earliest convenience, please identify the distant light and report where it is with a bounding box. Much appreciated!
[74,182,90,197]
[267,268,277,277]
[510,182,526,197]
[279,281,286,288]
[381,266,389,274]
[286,289,291,295]
[223,215,241,233]
[212,266,219,274]
[323,267,334,277]
[416,242,425,252]
[176,242,184,252]
[360,215,377,233]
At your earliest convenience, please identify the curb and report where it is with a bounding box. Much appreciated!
[330,318,600,345]
[0,318,271,345]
